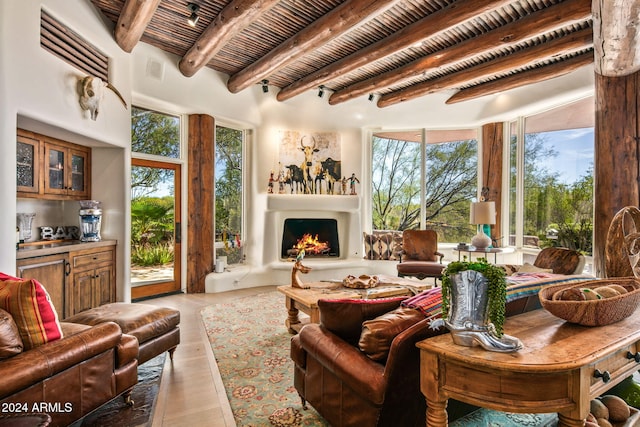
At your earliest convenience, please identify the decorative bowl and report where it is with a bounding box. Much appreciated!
[538,277,640,326]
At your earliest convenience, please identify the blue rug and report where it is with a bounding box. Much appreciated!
[450,409,557,426]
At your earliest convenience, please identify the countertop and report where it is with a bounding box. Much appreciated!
[16,239,117,259]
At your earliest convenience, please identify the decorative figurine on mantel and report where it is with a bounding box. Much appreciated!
[349,173,360,195]
[291,249,311,289]
[341,176,347,195]
[268,171,275,194]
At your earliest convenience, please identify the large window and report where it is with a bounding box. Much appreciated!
[215,125,244,265]
[371,130,477,242]
[130,106,182,297]
[509,97,594,255]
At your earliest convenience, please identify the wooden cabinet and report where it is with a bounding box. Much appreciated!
[68,246,115,317]
[17,129,91,200]
[16,253,69,321]
[16,131,41,194]
[16,243,116,319]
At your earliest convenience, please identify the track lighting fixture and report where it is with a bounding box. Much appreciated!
[261,79,269,93]
[368,93,375,101]
[187,3,200,27]
[318,85,325,98]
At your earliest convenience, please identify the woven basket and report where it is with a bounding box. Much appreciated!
[538,277,640,326]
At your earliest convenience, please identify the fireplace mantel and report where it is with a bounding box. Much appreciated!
[267,194,360,212]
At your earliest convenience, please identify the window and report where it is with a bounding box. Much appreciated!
[130,106,182,295]
[215,125,244,265]
[509,97,594,255]
[131,107,180,158]
[371,129,477,242]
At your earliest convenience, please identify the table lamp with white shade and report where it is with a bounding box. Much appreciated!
[470,201,496,249]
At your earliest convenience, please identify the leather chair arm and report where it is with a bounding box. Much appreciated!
[0,322,123,399]
[117,333,139,368]
[299,323,386,405]
[435,251,445,262]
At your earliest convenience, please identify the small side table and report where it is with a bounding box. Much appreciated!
[452,246,512,263]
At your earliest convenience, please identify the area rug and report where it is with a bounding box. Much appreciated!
[200,291,329,427]
[71,353,166,427]
[201,291,570,427]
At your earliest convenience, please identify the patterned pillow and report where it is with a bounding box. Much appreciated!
[0,273,63,350]
[363,231,403,260]
[363,232,382,260]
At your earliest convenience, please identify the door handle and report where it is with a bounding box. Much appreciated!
[175,222,181,244]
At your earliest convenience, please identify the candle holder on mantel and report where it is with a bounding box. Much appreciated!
[17,212,36,242]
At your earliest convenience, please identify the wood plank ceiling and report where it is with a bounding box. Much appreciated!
[90,0,596,108]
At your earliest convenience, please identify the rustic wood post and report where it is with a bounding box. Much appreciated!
[481,122,504,247]
[593,72,640,277]
[187,114,215,293]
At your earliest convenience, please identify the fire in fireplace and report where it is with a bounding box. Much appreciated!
[281,218,340,259]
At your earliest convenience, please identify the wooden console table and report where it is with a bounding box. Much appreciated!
[417,308,640,427]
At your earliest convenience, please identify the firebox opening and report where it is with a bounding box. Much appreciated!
[281,218,340,259]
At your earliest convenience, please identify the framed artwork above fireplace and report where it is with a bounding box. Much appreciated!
[276,130,341,195]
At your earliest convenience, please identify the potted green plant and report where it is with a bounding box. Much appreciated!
[440,258,521,352]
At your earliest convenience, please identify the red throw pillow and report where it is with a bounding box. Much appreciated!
[0,273,63,350]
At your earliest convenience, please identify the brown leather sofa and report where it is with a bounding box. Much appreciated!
[0,316,138,427]
[290,293,542,427]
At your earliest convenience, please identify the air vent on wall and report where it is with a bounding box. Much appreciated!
[40,8,108,81]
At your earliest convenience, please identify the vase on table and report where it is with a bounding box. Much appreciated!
[17,212,36,242]
[443,269,522,353]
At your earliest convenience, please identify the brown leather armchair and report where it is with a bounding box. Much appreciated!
[396,230,445,282]
[290,292,543,427]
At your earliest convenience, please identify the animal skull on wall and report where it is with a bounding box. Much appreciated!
[77,75,127,120]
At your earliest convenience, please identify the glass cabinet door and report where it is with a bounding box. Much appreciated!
[45,144,67,194]
[70,151,86,192]
[16,135,40,193]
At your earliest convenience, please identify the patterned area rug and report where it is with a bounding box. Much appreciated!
[200,291,329,427]
[201,290,568,427]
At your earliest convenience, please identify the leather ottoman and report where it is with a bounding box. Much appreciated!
[65,303,180,364]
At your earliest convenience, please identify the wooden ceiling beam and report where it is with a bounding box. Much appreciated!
[328,0,591,105]
[179,0,280,78]
[114,0,161,53]
[445,52,594,104]
[592,0,640,76]
[377,27,593,108]
[276,0,513,102]
[226,0,399,94]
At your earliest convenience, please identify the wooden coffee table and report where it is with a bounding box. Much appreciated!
[277,276,431,333]
[417,307,640,427]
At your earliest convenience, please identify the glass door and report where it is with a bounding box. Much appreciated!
[130,158,182,299]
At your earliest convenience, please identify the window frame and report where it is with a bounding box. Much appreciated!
[213,122,247,260]
[506,96,594,256]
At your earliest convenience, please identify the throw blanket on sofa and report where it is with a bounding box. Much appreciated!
[401,273,595,320]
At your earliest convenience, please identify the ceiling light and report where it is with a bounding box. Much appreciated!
[187,3,200,27]
[318,85,325,98]
[368,93,375,102]
[261,79,269,93]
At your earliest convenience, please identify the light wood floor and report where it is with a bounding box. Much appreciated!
[142,285,278,427]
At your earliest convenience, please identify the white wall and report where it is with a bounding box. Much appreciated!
[1,0,595,295]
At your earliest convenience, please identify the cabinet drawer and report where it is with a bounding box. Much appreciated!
[589,342,640,395]
[72,250,113,268]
